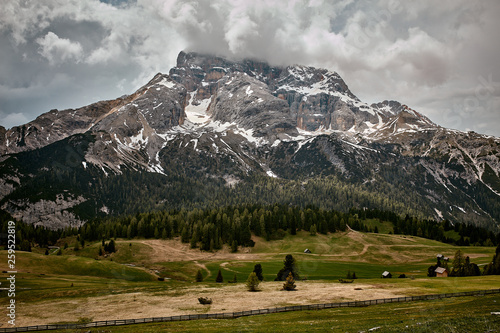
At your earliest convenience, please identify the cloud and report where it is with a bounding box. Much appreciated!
[36,32,84,65]
[0,112,29,129]
[0,0,499,136]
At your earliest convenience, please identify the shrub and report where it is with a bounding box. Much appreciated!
[198,297,212,305]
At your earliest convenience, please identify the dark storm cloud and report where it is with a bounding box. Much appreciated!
[0,0,499,136]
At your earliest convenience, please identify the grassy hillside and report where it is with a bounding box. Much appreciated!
[1,229,498,328]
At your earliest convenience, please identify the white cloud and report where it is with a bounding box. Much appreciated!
[36,32,83,65]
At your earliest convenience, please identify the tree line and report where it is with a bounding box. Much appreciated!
[1,206,499,251]
[349,208,500,247]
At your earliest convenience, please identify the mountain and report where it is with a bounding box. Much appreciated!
[1,51,499,231]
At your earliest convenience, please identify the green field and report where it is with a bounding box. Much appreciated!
[0,230,499,331]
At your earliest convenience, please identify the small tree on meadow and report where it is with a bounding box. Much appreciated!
[195,269,204,282]
[246,272,260,292]
[253,264,264,281]
[216,269,224,283]
[275,254,299,281]
[282,272,296,291]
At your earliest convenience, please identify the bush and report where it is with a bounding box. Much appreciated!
[198,297,212,305]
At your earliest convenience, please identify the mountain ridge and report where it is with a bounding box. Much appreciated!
[0,51,499,230]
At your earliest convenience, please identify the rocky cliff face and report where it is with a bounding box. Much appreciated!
[0,51,499,230]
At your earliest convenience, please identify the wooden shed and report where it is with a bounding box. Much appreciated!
[435,267,448,278]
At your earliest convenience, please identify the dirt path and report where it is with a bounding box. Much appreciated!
[220,262,240,274]
[194,261,211,277]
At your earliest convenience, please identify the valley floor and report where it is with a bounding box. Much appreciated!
[1,230,499,328]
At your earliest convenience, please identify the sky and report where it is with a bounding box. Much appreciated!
[1,0,500,137]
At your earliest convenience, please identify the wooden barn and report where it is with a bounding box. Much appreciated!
[435,267,448,277]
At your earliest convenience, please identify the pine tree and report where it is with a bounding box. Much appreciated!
[282,272,296,291]
[107,239,116,253]
[253,263,264,281]
[195,269,203,282]
[275,254,299,281]
[246,272,260,292]
[309,224,317,236]
[231,240,238,253]
[216,269,224,283]
[451,249,465,276]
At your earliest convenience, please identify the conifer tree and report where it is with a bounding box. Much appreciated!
[253,263,264,281]
[196,269,203,282]
[275,254,299,281]
[216,269,224,283]
[283,272,296,291]
[246,272,260,292]
[231,240,238,253]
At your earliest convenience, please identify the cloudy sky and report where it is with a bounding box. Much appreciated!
[1,0,499,136]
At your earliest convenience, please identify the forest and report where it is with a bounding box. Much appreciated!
[2,205,499,254]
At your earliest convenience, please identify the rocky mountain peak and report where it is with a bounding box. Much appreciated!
[0,51,499,231]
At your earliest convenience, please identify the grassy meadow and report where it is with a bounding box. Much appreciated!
[0,229,499,331]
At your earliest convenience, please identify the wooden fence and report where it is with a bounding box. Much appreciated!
[1,289,499,332]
